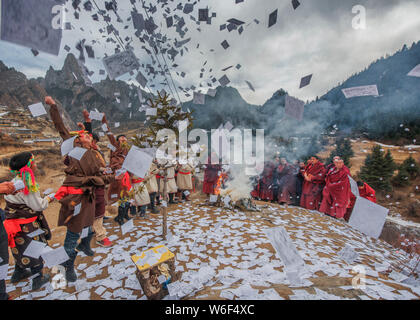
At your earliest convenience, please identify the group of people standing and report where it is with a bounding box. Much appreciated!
[251,155,377,220]
[0,96,196,300]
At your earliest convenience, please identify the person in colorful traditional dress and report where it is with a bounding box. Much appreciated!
[3,153,54,290]
[78,110,112,247]
[46,96,116,282]
[1,181,18,300]
[176,160,194,202]
[145,160,160,214]
[131,174,151,218]
[101,114,132,225]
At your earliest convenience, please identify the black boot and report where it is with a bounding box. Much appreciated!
[10,265,32,284]
[168,193,178,204]
[61,254,77,283]
[130,205,137,217]
[32,273,50,291]
[114,205,125,225]
[76,232,94,256]
[123,203,131,221]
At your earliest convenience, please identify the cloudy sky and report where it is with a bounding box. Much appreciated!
[1,0,420,105]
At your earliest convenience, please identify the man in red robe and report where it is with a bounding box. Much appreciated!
[259,161,276,201]
[300,156,326,210]
[320,159,351,219]
[276,158,297,205]
[203,155,222,197]
[344,181,377,221]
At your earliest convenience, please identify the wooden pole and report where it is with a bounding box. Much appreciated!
[162,168,168,240]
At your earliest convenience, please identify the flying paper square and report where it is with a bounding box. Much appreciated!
[349,196,389,239]
[285,95,305,121]
[41,246,69,268]
[219,75,230,87]
[299,74,313,88]
[407,64,420,77]
[348,175,360,197]
[193,92,205,105]
[1,0,63,55]
[68,147,87,161]
[136,71,148,88]
[103,50,140,80]
[268,9,278,28]
[23,240,47,259]
[28,103,47,117]
[292,0,301,10]
[198,9,209,21]
[122,146,154,179]
[341,85,379,98]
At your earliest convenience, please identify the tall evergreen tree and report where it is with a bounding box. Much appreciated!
[400,156,420,179]
[359,146,395,191]
[392,167,410,187]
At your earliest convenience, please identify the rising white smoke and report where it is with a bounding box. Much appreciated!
[220,164,255,202]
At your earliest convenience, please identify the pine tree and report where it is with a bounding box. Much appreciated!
[132,91,194,151]
[131,91,194,239]
[383,150,397,179]
[400,156,420,179]
[359,145,394,191]
[392,167,410,187]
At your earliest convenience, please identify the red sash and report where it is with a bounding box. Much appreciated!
[132,178,144,184]
[54,186,84,201]
[3,217,37,248]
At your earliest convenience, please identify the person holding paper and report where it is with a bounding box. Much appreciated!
[344,180,377,221]
[1,181,18,300]
[78,110,113,247]
[300,156,326,210]
[145,160,160,214]
[319,159,351,220]
[101,114,133,224]
[45,96,116,282]
[3,153,54,291]
[176,161,194,202]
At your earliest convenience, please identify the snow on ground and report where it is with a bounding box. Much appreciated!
[4,200,420,300]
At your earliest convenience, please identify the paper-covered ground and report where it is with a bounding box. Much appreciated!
[5,199,420,300]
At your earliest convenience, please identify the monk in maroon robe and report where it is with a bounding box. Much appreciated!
[277,158,297,205]
[300,156,326,210]
[320,159,351,219]
[259,162,276,201]
[203,155,222,196]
